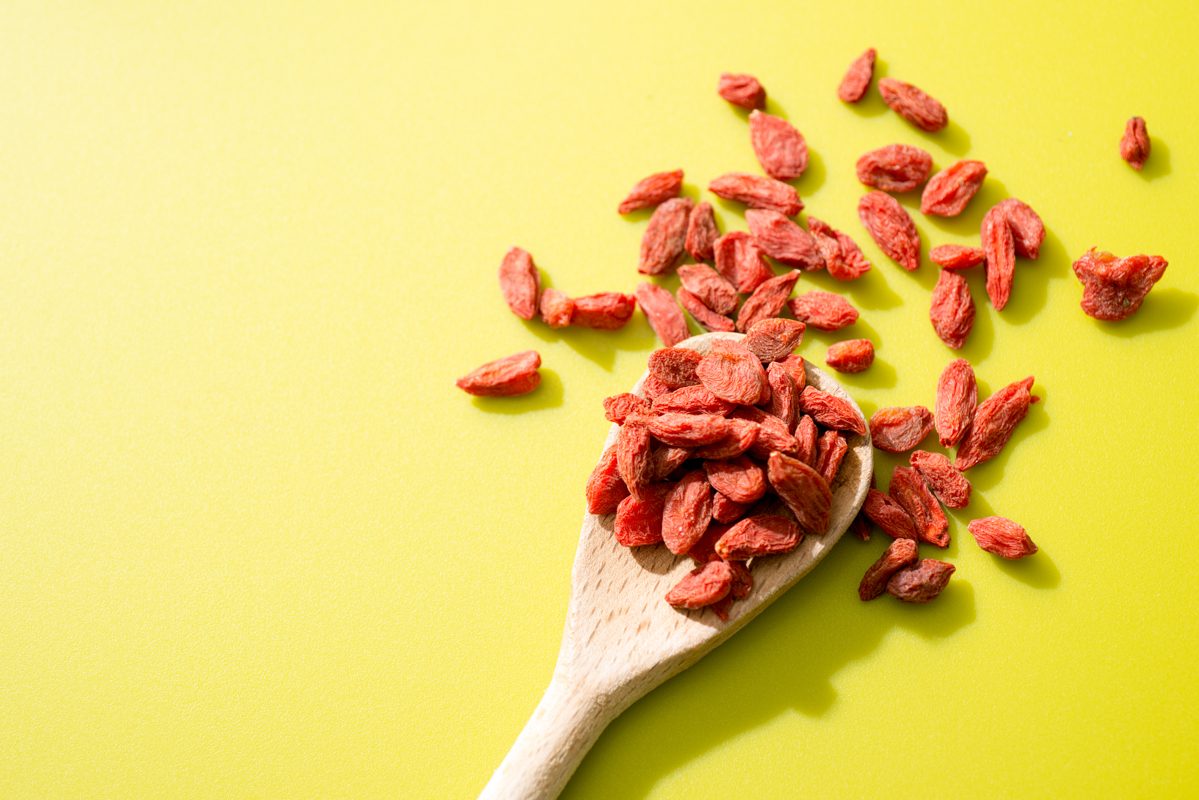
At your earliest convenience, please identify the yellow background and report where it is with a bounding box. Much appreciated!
[1,1,1196,797]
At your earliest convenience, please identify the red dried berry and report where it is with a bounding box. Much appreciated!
[614,489,667,547]
[733,406,800,460]
[838,48,876,103]
[572,292,637,329]
[585,445,629,515]
[826,339,875,373]
[666,560,734,609]
[815,430,849,486]
[718,73,766,110]
[498,247,541,321]
[1072,248,1168,321]
[691,418,760,460]
[788,290,859,331]
[889,465,949,547]
[647,347,703,388]
[930,244,985,270]
[855,144,933,193]
[877,77,948,132]
[618,169,684,214]
[994,198,1045,260]
[649,444,692,481]
[858,537,919,601]
[749,110,808,181]
[696,343,769,405]
[767,452,832,537]
[715,514,802,560]
[639,197,693,275]
[704,456,767,504]
[711,493,750,524]
[677,288,735,332]
[635,283,691,346]
[745,209,825,270]
[909,450,972,509]
[652,384,735,416]
[604,392,652,424]
[539,288,575,327]
[709,172,804,217]
[921,160,987,216]
[662,469,714,555]
[713,231,775,294]
[764,362,798,429]
[684,201,721,263]
[982,204,1016,311]
[954,376,1036,471]
[935,358,977,448]
[968,516,1038,559]
[640,373,673,400]
[456,350,542,397]
[869,406,933,453]
[678,263,738,315]
[737,269,801,332]
[858,191,920,271]
[1120,116,1150,170]
[930,269,975,349]
[799,386,867,435]
[808,217,872,281]
[643,413,738,447]
[862,488,919,541]
[744,317,806,363]
[776,354,807,393]
[887,559,955,603]
[616,420,655,499]
[793,415,818,466]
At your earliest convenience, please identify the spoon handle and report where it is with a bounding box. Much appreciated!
[479,675,615,800]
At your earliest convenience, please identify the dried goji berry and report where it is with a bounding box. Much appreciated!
[717,73,766,110]
[709,172,803,217]
[711,493,750,524]
[930,244,985,270]
[649,444,692,481]
[955,377,1035,471]
[715,514,802,560]
[572,292,637,329]
[855,144,933,193]
[639,373,673,400]
[456,350,542,396]
[604,392,652,424]
[745,209,825,270]
[691,418,760,459]
[666,560,734,609]
[539,288,575,327]
[930,269,975,349]
[794,414,818,466]
[585,445,629,515]
[807,217,872,281]
[662,468,714,555]
[799,386,867,435]
[685,201,721,263]
[652,384,735,416]
[921,160,987,216]
[909,450,972,509]
[776,354,807,392]
[713,231,775,293]
[826,338,875,373]
[704,456,767,504]
[744,317,806,363]
[967,516,1038,559]
[696,342,769,404]
[877,77,948,132]
[887,559,955,603]
[647,347,703,388]
[994,198,1045,259]
[1072,248,1168,321]
[678,263,738,315]
[734,406,800,460]
[616,420,655,499]
[677,288,736,332]
[614,488,667,546]
[766,452,832,537]
[935,358,977,448]
[982,204,1016,310]
[618,169,684,214]
[1120,116,1150,170]
[642,412,737,447]
[858,537,919,601]
[764,361,798,429]
[635,282,691,346]
[639,197,693,275]
[815,430,849,486]
[749,110,808,181]
[859,191,920,271]
[788,290,859,331]
[838,47,876,103]
[869,406,933,453]
[862,488,918,541]
[889,465,949,547]
[737,269,801,332]
[498,247,540,321]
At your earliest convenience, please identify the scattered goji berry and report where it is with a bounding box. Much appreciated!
[794,414,818,466]
[994,198,1045,259]
[930,244,985,270]
[635,282,691,346]
[935,358,977,448]
[808,217,872,281]
[639,197,693,275]
[715,514,802,560]
[456,350,542,397]
[1072,248,1168,321]
[696,342,769,404]
[604,392,652,424]
[869,406,934,453]
[749,109,808,181]
[713,231,775,293]
[889,465,949,547]
[678,263,739,315]
[539,288,575,327]
[967,516,1038,559]
[652,384,735,416]
[799,386,867,435]
[647,347,703,388]
[585,445,629,515]
[618,169,684,214]
[704,456,767,504]
[498,247,540,321]
[767,451,832,537]
[855,144,933,192]
[662,468,714,555]
[709,172,804,217]
[826,338,875,373]
[665,560,734,609]
[677,288,736,332]
[954,376,1035,471]
[744,317,806,363]
[737,269,801,331]
[614,488,667,546]
[878,77,948,132]
[887,559,955,603]
[1120,116,1150,170]
[858,537,919,601]
[685,201,720,263]
[981,204,1016,310]
[572,292,637,329]
[815,430,849,485]
[788,290,859,331]
[930,269,975,349]
[921,160,987,216]
[718,73,766,110]
[862,488,919,541]
[745,209,825,270]
[838,47,876,103]
[858,191,920,271]
[764,361,798,429]
[909,450,972,509]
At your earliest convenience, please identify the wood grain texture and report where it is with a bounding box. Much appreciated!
[480,332,872,800]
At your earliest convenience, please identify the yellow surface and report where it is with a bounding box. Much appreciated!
[1,1,1197,797]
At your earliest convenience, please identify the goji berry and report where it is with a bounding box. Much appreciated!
[744,317,806,363]
[826,339,875,373]
[921,160,987,216]
[855,144,933,193]
[718,73,766,110]
[456,350,542,397]
[764,362,798,429]
[691,418,760,459]
[498,247,540,321]
[665,560,734,609]
[749,110,808,181]
[745,209,825,270]
[862,488,919,541]
[711,493,751,524]
[685,201,721,263]
[838,47,876,103]
[572,292,637,329]
[696,341,769,405]
[734,406,801,460]
[815,430,849,485]
[909,450,972,509]
[889,465,949,547]
[981,204,1016,310]
[994,198,1044,259]
[635,282,691,346]
[869,406,933,453]
[652,384,735,416]
[794,414,818,467]
[1072,249,1168,321]
[776,354,807,392]
[539,288,575,327]
[709,172,804,217]
[704,456,767,504]
[649,444,692,481]
[713,231,775,293]
[618,169,684,214]
[878,77,948,132]
[642,412,738,447]
[585,445,629,515]
[677,288,736,332]
[647,347,703,388]
[616,420,655,499]
[968,516,1038,559]
[887,559,955,603]
[808,217,872,281]
[935,358,977,448]
[662,468,714,555]
[1120,116,1150,170]
[614,488,667,546]
[639,373,673,400]
[788,290,859,331]
[715,514,802,560]
[639,197,693,275]
[930,269,975,349]
[766,451,832,537]
[737,269,801,331]
[799,386,867,435]
[678,263,738,315]
[604,392,652,424]
[858,537,919,601]
[955,377,1035,470]
[858,191,920,271]
[930,244,985,270]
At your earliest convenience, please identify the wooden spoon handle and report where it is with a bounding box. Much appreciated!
[479,676,614,800]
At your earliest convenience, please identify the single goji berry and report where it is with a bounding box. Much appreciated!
[889,465,949,547]
[711,493,751,524]
[855,144,933,193]
[647,347,703,388]
[498,247,540,321]
[539,288,575,327]
[744,317,806,363]
[677,288,736,332]
[639,197,693,275]
[678,263,738,315]
[766,452,832,537]
[930,269,975,349]
[715,514,802,560]
[456,350,542,396]
[799,386,867,435]
[955,377,1035,471]
[994,198,1045,259]
[684,201,721,263]
[776,354,807,392]
[788,290,859,331]
[642,412,737,447]
[572,292,637,329]
[665,560,734,609]
[858,537,919,601]
[909,450,972,509]
[1072,248,1168,321]
[935,358,977,448]
[618,169,684,214]
[967,516,1038,559]
[869,406,933,453]
[737,269,801,332]
[838,47,876,103]
[616,419,655,499]
[862,488,919,541]
[709,172,804,217]
[652,384,735,416]
[930,244,985,270]
[921,160,987,216]
[614,487,668,547]
[749,110,808,181]
[639,373,673,400]
[807,217,872,281]
[713,231,775,293]
[1120,116,1150,170]
[635,282,691,346]
[826,338,874,373]
[745,209,825,270]
[662,468,714,555]
[982,204,1016,310]
[733,406,801,460]
[704,456,767,504]
[764,362,798,429]
[696,342,769,404]
[887,559,955,603]
[604,392,652,424]
[718,73,766,110]
[691,418,760,459]
[878,77,948,132]
[794,414,818,466]
[649,444,692,481]
[585,445,629,515]
[815,430,849,486]
[859,191,920,271]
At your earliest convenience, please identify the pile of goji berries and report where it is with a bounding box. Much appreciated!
[457,50,1170,613]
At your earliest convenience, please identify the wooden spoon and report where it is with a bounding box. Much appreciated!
[479,331,873,799]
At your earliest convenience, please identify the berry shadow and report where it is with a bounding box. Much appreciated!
[932,119,972,157]
[795,147,828,197]
[1001,226,1073,326]
[469,368,564,414]
[1137,136,1171,181]
[801,266,904,312]
[1091,288,1198,337]
[523,316,660,372]
[953,270,996,364]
